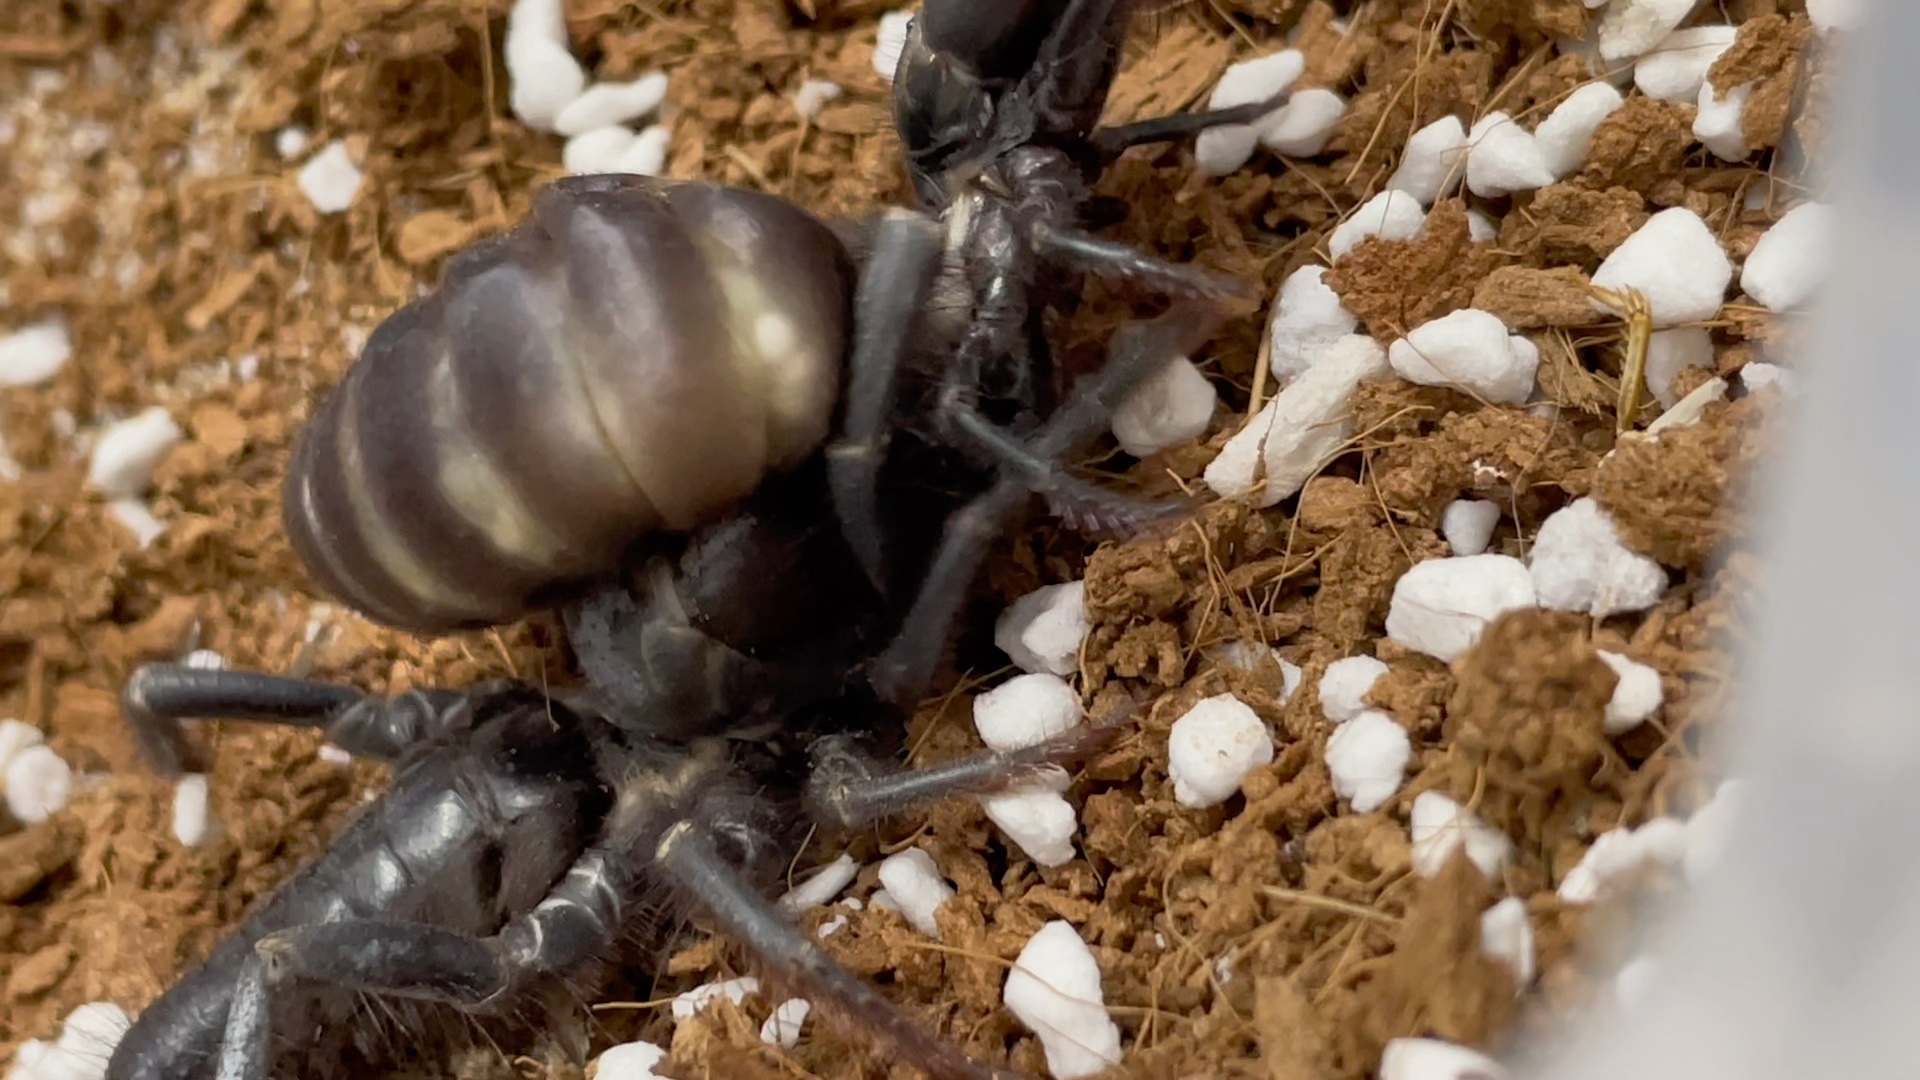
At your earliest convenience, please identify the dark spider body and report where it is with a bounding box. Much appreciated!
[106,1,1291,1077]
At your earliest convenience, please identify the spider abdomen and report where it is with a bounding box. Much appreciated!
[283,174,857,632]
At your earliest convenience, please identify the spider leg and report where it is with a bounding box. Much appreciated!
[220,757,1028,1080]
[870,302,1222,708]
[654,822,1031,1080]
[1088,87,1294,160]
[804,724,1118,832]
[826,208,947,593]
[1026,222,1252,302]
[120,664,474,775]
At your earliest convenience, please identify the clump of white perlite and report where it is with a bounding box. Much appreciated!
[1003,921,1123,1079]
[970,673,1085,867]
[495,0,674,176]
[295,140,363,214]
[2,719,73,825]
[1167,694,1273,809]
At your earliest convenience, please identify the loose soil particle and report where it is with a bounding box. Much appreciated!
[0,1,1809,1078]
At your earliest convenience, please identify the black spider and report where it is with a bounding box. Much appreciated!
[824,0,1290,706]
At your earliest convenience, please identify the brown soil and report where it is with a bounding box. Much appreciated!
[0,1,1814,1078]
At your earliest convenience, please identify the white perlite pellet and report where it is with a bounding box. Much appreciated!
[670,977,759,1022]
[1644,326,1715,407]
[295,139,363,214]
[1205,333,1389,507]
[1441,498,1502,556]
[1167,693,1274,808]
[1590,207,1732,327]
[1259,88,1347,157]
[1740,361,1791,395]
[1388,115,1468,205]
[1325,710,1411,813]
[1633,25,1738,102]
[1266,265,1359,384]
[1385,554,1537,662]
[1195,50,1304,175]
[1329,189,1427,261]
[877,848,954,938]
[0,318,72,387]
[5,743,73,824]
[1387,308,1540,405]
[505,0,586,131]
[109,498,168,549]
[1464,112,1552,198]
[1696,77,1754,161]
[1381,1037,1507,1080]
[1528,498,1666,618]
[872,10,914,81]
[1480,897,1535,987]
[1598,0,1701,62]
[994,582,1089,677]
[1003,921,1123,1079]
[564,125,638,174]
[616,125,671,176]
[1534,82,1624,178]
[1410,791,1511,879]
[973,672,1083,866]
[1646,374,1729,433]
[593,1039,669,1079]
[1111,355,1218,457]
[1741,201,1834,312]
[553,71,668,136]
[779,852,860,911]
[87,406,180,498]
[1319,655,1388,723]
[1598,650,1664,734]
[0,719,45,775]
[982,787,1080,867]
[274,125,310,160]
[793,78,843,121]
[171,773,211,847]
[1558,817,1687,903]
[758,997,811,1048]
[973,672,1083,750]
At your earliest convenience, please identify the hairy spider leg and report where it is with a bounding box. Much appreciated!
[825,208,948,594]
[1087,86,1296,161]
[210,744,1035,1080]
[804,722,1119,831]
[120,663,478,775]
[868,300,1223,708]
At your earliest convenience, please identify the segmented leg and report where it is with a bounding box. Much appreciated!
[653,823,1028,1080]
[120,664,474,775]
[869,302,1224,708]
[1027,222,1253,302]
[826,208,948,593]
[210,760,1031,1080]
[1088,87,1294,160]
[804,725,1118,831]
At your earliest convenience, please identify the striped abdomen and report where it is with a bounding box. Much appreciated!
[283,175,856,631]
